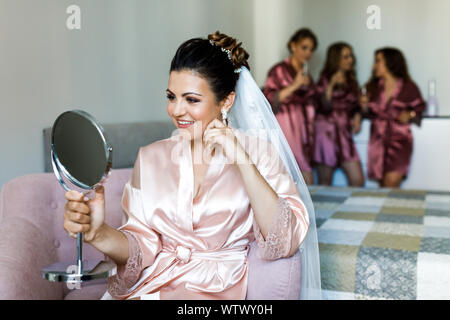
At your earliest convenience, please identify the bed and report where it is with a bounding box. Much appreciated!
[309,185,450,300]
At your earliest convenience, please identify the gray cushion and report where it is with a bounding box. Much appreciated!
[43,120,175,172]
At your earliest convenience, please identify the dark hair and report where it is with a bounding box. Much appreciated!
[376,47,410,80]
[366,47,411,95]
[170,31,250,103]
[287,28,318,53]
[320,42,358,89]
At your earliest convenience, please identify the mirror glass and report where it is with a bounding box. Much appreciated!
[51,110,111,190]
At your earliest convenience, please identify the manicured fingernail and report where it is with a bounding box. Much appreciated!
[83,196,89,202]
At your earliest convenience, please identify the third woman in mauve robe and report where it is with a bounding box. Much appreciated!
[263,28,318,185]
[361,48,426,187]
[314,42,364,186]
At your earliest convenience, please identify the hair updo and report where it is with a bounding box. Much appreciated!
[287,28,318,53]
[170,31,250,103]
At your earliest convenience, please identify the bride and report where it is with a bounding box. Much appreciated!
[63,31,321,300]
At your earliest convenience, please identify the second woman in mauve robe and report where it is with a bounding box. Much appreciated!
[361,48,426,187]
[263,28,318,185]
[314,42,364,186]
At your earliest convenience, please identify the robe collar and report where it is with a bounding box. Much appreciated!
[379,77,404,108]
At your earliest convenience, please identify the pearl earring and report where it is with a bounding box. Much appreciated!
[222,109,228,126]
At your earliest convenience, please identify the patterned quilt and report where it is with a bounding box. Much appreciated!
[308,186,450,300]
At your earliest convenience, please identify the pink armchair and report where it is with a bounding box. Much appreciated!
[0,169,302,300]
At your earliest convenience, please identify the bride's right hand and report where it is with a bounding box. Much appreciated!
[63,186,106,243]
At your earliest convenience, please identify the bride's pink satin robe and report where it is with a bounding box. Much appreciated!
[314,76,361,167]
[367,79,426,180]
[263,58,317,173]
[106,127,310,300]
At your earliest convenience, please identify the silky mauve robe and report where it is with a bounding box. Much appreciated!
[102,127,310,300]
[263,58,317,173]
[367,79,426,181]
[314,75,361,167]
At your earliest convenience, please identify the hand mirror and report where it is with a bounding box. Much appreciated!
[42,110,116,286]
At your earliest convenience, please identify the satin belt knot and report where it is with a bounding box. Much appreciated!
[167,245,249,265]
[175,245,192,264]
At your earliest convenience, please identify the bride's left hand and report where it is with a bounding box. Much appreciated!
[203,119,249,165]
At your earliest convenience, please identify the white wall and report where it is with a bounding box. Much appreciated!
[252,0,305,86]
[133,0,255,121]
[0,0,255,188]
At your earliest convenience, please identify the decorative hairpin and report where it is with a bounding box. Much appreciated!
[209,40,241,74]
[221,47,232,61]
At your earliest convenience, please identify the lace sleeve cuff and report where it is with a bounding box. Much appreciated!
[107,230,143,297]
[252,197,293,260]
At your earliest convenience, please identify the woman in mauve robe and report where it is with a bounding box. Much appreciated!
[263,28,318,185]
[102,127,310,300]
[314,43,364,186]
[363,48,426,187]
[366,78,425,183]
[315,77,362,177]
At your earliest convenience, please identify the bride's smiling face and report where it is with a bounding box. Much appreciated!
[166,70,222,141]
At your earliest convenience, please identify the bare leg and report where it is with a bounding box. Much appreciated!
[302,171,315,185]
[341,161,365,187]
[381,171,403,188]
[316,164,334,186]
